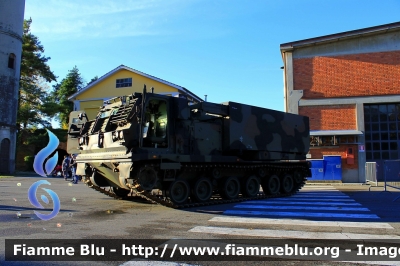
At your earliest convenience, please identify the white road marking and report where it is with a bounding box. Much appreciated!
[240,200,360,205]
[233,204,370,211]
[302,187,339,190]
[189,226,400,239]
[287,194,350,198]
[264,197,356,201]
[223,209,380,219]
[208,216,394,229]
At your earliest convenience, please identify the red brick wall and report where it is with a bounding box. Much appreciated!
[310,144,358,170]
[293,51,400,99]
[299,105,356,130]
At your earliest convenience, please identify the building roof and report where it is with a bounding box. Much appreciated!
[68,64,203,102]
[310,130,363,136]
[280,21,400,52]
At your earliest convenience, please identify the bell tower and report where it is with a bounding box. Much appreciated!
[0,0,25,174]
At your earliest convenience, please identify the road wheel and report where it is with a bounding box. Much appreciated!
[192,177,213,202]
[241,175,260,198]
[220,176,240,200]
[111,187,130,197]
[293,171,303,184]
[138,167,157,190]
[168,180,190,205]
[280,174,294,194]
[261,175,280,195]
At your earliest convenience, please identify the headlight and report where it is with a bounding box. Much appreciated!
[118,130,124,140]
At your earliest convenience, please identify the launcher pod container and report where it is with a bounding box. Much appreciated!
[67,87,310,207]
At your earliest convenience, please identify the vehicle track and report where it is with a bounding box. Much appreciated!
[84,162,309,209]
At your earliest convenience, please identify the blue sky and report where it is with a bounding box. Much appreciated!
[24,0,400,113]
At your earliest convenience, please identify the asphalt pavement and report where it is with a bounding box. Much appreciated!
[1,175,400,266]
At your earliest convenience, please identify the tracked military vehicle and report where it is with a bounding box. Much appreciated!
[67,86,311,208]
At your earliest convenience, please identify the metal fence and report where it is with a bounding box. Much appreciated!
[383,160,400,195]
[365,162,378,189]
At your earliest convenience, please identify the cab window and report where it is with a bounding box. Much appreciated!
[143,99,168,148]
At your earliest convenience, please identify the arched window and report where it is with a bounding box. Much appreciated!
[8,53,16,69]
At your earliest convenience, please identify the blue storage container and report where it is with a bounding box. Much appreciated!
[323,155,342,180]
[307,159,325,180]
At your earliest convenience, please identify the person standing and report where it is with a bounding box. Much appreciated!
[70,154,78,184]
[62,155,70,180]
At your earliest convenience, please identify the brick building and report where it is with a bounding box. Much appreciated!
[280,22,400,183]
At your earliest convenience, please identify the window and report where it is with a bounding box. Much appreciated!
[310,135,358,147]
[8,53,15,69]
[116,78,132,88]
[364,103,400,160]
[143,99,168,148]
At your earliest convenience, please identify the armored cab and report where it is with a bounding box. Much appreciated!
[68,86,310,206]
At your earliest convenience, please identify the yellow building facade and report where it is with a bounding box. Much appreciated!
[68,65,202,119]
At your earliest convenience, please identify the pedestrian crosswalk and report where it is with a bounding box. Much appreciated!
[120,185,399,266]
[188,185,397,239]
[222,185,380,220]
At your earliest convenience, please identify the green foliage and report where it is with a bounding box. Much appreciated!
[16,19,60,170]
[87,76,99,86]
[21,19,56,83]
[18,18,57,130]
[24,156,34,171]
[23,128,67,146]
[17,128,67,171]
[52,66,84,128]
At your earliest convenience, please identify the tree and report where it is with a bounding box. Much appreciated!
[16,19,58,170]
[52,66,84,128]
[87,75,99,86]
[18,18,57,130]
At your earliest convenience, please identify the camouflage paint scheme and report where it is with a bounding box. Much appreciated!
[224,102,309,160]
[67,90,310,191]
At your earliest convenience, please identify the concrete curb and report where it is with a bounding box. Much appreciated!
[306,182,368,186]
[3,171,41,178]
